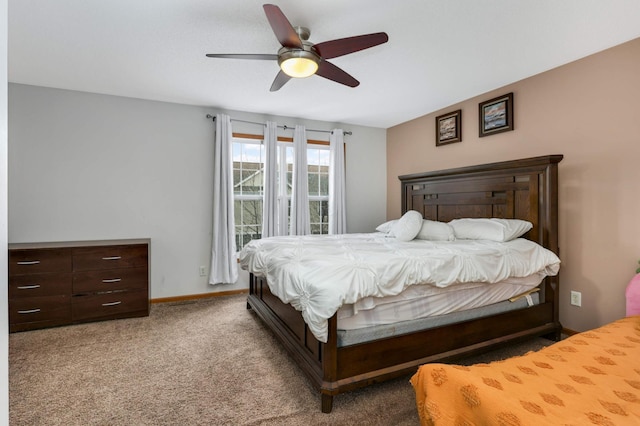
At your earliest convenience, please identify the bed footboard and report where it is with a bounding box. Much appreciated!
[248,273,339,412]
[248,273,561,413]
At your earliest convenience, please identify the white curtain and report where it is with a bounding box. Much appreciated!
[261,121,279,238]
[289,125,310,235]
[209,113,238,285]
[328,129,347,234]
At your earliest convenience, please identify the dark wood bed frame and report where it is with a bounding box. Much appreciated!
[246,155,563,413]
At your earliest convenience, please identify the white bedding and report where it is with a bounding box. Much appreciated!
[239,233,560,342]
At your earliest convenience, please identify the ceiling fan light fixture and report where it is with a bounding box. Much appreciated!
[279,50,319,78]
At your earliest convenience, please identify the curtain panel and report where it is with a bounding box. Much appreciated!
[261,121,279,238]
[289,125,310,235]
[329,129,347,234]
[209,113,238,285]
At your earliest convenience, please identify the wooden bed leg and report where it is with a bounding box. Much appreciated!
[321,394,333,413]
[542,328,562,342]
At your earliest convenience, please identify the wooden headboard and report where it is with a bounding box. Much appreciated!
[399,155,563,255]
[399,155,563,315]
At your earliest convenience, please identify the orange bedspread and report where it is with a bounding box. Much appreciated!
[411,316,640,425]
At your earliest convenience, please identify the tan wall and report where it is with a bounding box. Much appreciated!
[387,37,640,333]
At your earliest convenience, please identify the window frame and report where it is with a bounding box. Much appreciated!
[232,132,331,249]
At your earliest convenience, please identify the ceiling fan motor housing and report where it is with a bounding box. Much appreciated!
[277,38,321,78]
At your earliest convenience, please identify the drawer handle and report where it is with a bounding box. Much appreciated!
[18,308,41,314]
[17,260,41,265]
[102,278,122,283]
[102,301,122,307]
[17,284,41,290]
[102,256,122,261]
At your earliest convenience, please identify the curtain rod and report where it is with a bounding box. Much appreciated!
[205,114,352,136]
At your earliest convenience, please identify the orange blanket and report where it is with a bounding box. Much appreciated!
[411,316,640,425]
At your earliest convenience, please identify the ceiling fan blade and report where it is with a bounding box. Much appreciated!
[206,53,278,60]
[270,70,292,92]
[314,32,389,59]
[263,4,303,49]
[315,61,359,88]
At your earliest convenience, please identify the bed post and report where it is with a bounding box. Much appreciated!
[320,314,339,413]
[543,157,562,340]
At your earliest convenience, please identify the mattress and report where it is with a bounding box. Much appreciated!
[337,273,545,330]
[337,292,539,347]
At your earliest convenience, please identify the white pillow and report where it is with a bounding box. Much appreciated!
[416,220,455,241]
[375,219,398,234]
[448,218,533,242]
[391,210,423,241]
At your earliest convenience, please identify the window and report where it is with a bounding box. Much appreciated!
[233,135,330,249]
[233,139,264,250]
[307,146,330,234]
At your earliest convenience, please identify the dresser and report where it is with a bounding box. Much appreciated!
[8,239,150,332]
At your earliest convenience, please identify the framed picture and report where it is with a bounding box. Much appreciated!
[435,109,462,146]
[479,92,513,137]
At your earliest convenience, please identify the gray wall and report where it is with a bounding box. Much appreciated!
[8,83,387,298]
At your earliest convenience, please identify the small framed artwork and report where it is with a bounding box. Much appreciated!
[435,109,462,146]
[479,92,513,137]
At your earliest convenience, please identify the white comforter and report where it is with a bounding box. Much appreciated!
[239,233,560,342]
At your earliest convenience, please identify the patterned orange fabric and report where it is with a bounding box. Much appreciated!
[411,316,640,425]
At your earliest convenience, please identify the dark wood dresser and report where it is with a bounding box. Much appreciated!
[8,239,150,332]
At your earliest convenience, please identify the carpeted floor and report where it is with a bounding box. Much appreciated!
[9,294,552,425]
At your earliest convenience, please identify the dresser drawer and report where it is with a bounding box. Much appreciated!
[73,267,147,294]
[9,295,71,325]
[73,244,148,272]
[9,273,72,298]
[71,289,149,321]
[9,249,72,276]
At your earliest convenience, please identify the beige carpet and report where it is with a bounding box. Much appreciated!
[9,294,551,425]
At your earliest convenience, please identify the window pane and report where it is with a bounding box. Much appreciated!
[241,168,263,195]
[233,139,265,249]
[234,198,263,250]
[309,200,328,235]
[318,149,330,166]
[233,140,264,197]
[242,143,263,163]
[321,200,328,224]
[308,173,319,196]
[307,148,321,173]
[286,146,294,196]
[232,143,242,161]
[234,200,242,224]
[244,199,263,225]
[233,169,241,194]
[320,174,328,196]
[309,200,320,224]
[307,146,330,198]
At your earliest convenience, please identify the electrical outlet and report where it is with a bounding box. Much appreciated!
[570,291,582,307]
[199,266,207,277]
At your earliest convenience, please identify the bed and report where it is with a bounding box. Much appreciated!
[411,315,640,425]
[243,155,563,413]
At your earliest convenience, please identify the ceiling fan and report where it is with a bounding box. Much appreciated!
[206,4,389,91]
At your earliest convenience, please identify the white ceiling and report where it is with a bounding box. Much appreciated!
[8,0,640,129]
